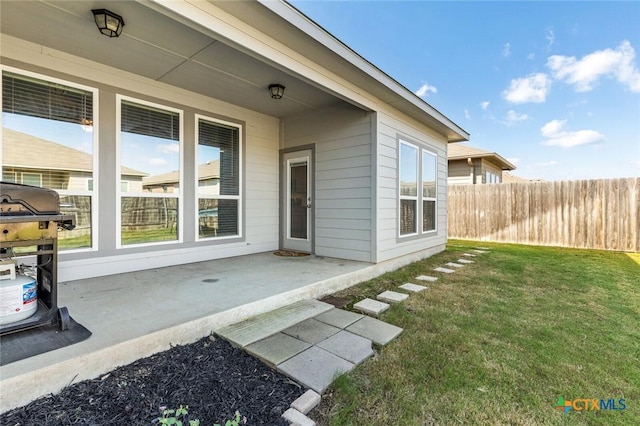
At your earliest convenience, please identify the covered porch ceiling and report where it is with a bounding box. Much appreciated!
[0,0,349,119]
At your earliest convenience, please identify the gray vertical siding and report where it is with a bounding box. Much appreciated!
[283,104,374,262]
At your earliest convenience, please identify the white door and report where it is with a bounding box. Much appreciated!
[282,150,312,252]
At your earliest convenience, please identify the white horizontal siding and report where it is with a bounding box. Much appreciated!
[376,112,448,263]
[283,104,374,262]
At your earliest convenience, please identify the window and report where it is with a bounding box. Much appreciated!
[399,141,418,236]
[196,116,241,239]
[118,97,182,246]
[398,139,438,237]
[485,171,501,184]
[422,150,437,232]
[2,69,96,251]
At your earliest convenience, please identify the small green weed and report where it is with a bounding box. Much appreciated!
[156,406,246,426]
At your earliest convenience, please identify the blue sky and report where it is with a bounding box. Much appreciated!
[290,1,640,180]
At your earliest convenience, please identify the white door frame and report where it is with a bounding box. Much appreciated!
[281,147,313,253]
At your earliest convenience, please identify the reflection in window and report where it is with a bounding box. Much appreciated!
[423,151,437,232]
[119,98,181,245]
[197,117,241,239]
[1,70,96,250]
[399,141,418,235]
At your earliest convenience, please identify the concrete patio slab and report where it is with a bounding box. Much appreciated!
[399,283,428,293]
[282,319,341,345]
[244,333,311,368]
[434,267,455,273]
[291,389,321,415]
[278,346,354,394]
[415,275,438,282]
[353,298,389,316]
[462,253,477,257]
[314,308,363,329]
[376,290,409,303]
[216,299,333,348]
[345,316,403,346]
[316,330,373,365]
[446,262,464,268]
[457,259,474,264]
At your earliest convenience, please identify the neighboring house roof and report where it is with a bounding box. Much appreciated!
[2,128,147,176]
[502,171,531,183]
[143,161,220,186]
[447,144,516,170]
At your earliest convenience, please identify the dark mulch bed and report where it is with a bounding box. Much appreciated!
[0,336,305,425]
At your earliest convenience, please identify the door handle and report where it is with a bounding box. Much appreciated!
[306,198,312,208]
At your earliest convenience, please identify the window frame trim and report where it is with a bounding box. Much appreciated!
[194,114,243,241]
[1,65,100,253]
[115,94,184,249]
[398,139,419,238]
[397,136,440,240]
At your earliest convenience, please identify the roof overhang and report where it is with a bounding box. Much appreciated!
[449,153,516,170]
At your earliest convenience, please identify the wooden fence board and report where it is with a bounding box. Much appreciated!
[448,177,640,252]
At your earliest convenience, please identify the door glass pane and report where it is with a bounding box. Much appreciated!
[290,162,308,239]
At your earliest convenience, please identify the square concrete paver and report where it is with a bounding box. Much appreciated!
[282,319,341,344]
[472,249,489,254]
[314,308,363,329]
[399,283,428,293]
[278,346,354,393]
[377,290,409,303]
[316,330,373,365]
[245,333,311,368]
[415,275,438,282]
[345,316,403,346]
[353,298,389,316]
[291,389,321,415]
[457,259,474,264]
[462,253,477,257]
[434,267,455,273]
[446,262,464,268]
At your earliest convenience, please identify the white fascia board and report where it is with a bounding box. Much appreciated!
[257,0,469,142]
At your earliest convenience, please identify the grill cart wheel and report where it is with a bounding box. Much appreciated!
[58,307,70,331]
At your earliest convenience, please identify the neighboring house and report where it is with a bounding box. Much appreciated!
[2,128,147,190]
[0,0,468,281]
[447,144,516,185]
[502,171,532,183]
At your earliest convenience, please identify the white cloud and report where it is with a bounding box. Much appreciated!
[415,83,438,98]
[505,110,529,125]
[528,53,535,60]
[503,73,551,103]
[536,160,558,167]
[541,119,566,138]
[147,158,168,166]
[540,119,605,148]
[480,101,490,110]
[464,109,471,119]
[546,29,555,49]
[547,40,640,92]
[503,42,511,58]
[156,143,180,154]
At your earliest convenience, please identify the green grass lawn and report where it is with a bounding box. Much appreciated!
[317,241,639,425]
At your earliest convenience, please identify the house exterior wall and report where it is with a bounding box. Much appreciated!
[479,160,503,183]
[282,104,374,262]
[447,159,473,185]
[1,37,280,281]
[376,111,448,263]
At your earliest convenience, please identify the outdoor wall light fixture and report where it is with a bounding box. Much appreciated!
[268,84,285,99]
[92,9,125,38]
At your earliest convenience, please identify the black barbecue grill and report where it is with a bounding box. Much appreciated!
[0,181,75,335]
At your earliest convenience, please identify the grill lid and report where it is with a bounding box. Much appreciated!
[0,182,61,216]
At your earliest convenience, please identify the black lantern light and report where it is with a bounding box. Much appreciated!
[268,84,285,99]
[92,9,125,38]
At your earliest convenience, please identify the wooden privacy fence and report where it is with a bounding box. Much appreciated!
[448,177,639,252]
